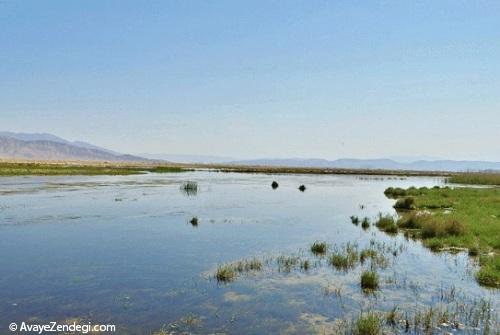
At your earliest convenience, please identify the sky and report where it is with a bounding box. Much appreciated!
[1,1,499,161]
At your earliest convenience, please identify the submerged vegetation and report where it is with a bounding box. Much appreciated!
[383,186,500,288]
[0,161,188,176]
[215,258,263,283]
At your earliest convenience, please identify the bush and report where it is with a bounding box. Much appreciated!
[393,197,415,210]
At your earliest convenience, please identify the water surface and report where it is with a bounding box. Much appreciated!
[0,172,497,334]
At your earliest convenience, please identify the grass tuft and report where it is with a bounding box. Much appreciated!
[310,241,327,255]
[354,312,382,335]
[360,270,379,291]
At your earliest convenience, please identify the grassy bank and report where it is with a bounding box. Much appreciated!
[0,162,188,176]
[447,172,500,186]
[385,186,500,287]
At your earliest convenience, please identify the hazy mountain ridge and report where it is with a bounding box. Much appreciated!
[0,134,145,162]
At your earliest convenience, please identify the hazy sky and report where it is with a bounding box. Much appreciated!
[1,1,499,160]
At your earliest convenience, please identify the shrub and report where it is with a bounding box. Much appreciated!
[393,197,415,210]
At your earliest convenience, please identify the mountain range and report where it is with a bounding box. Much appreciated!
[1,132,499,172]
[0,132,145,162]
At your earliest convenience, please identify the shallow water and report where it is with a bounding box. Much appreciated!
[0,172,497,334]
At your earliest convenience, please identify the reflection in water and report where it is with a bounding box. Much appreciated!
[0,172,497,334]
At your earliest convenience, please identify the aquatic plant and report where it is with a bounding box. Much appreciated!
[354,312,382,335]
[215,265,236,283]
[234,258,262,272]
[190,216,199,226]
[310,241,327,255]
[298,184,306,192]
[329,243,359,270]
[180,181,198,196]
[361,217,370,230]
[271,181,279,189]
[277,255,301,272]
[350,215,360,225]
[375,214,398,234]
[360,270,379,291]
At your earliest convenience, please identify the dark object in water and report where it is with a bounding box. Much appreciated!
[190,217,199,226]
[298,185,306,192]
[271,181,279,189]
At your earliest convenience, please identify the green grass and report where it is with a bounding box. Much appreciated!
[0,162,187,176]
[448,172,500,186]
[310,241,327,255]
[386,186,500,287]
[354,312,382,335]
[360,270,379,291]
[215,258,263,283]
[329,243,359,270]
[374,214,398,234]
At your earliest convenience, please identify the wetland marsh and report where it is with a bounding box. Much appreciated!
[0,171,498,334]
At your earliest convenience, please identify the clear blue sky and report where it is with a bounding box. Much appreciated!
[1,1,499,160]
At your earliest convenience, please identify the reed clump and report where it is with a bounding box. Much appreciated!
[361,270,379,291]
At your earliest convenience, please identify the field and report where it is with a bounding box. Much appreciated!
[447,172,500,186]
[0,161,188,176]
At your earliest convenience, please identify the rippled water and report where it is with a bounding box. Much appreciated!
[0,172,497,334]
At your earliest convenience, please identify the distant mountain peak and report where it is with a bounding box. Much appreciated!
[0,132,147,162]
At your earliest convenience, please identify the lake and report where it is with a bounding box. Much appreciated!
[0,171,497,334]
